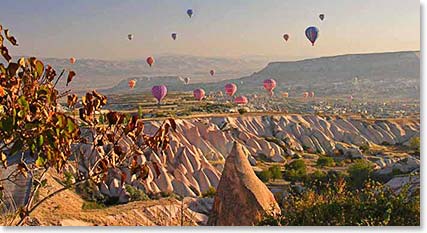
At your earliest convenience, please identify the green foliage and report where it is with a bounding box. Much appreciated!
[125,185,150,201]
[359,143,370,153]
[257,169,272,182]
[238,108,248,115]
[82,201,106,210]
[316,156,335,167]
[202,186,216,198]
[138,105,144,119]
[409,137,420,154]
[268,165,282,181]
[258,180,420,226]
[347,159,374,189]
[284,159,307,182]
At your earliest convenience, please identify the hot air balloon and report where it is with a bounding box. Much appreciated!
[283,34,289,42]
[282,92,289,98]
[305,26,319,46]
[146,56,155,67]
[152,85,167,104]
[303,92,309,99]
[128,34,133,40]
[187,9,193,18]
[69,57,76,64]
[193,88,206,101]
[234,96,248,105]
[210,69,215,76]
[309,91,315,98]
[184,77,190,84]
[171,33,177,40]
[224,83,237,97]
[263,79,277,96]
[319,14,325,21]
[348,95,354,101]
[128,80,136,89]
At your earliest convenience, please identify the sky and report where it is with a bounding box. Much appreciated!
[0,0,420,61]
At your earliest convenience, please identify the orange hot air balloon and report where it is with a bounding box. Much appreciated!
[234,96,248,105]
[283,34,289,42]
[282,92,289,98]
[69,57,76,64]
[210,69,215,76]
[224,83,237,97]
[128,80,136,89]
[193,88,206,101]
[146,56,155,67]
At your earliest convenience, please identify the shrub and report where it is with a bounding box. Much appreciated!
[257,169,272,182]
[316,156,335,167]
[347,159,374,189]
[284,159,307,182]
[258,179,420,226]
[268,165,282,181]
[359,143,370,152]
[82,201,106,210]
[238,108,249,115]
[125,185,150,202]
[202,186,217,198]
[409,137,420,155]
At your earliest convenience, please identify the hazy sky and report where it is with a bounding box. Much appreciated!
[0,0,420,60]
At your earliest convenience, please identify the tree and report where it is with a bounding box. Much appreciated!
[0,25,175,225]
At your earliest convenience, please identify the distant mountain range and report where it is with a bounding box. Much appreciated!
[37,55,268,92]
[104,51,420,100]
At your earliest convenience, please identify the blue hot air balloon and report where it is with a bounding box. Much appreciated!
[305,26,319,46]
[187,9,193,18]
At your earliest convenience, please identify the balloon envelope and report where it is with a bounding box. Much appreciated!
[305,26,319,46]
[128,80,136,89]
[283,34,289,41]
[303,92,309,98]
[193,89,206,101]
[224,83,237,97]
[234,96,248,105]
[187,9,193,18]
[146,56,155,67]
[152,85,167,103]
[69,57,76,64]
[282,92,289,98]
[128,34,133,40]
[184,77,190,84]
[309,91,315,98]
[171,33,177,40]
[263,79,277,92]
[319,14,325,21]
[210,69,215,76]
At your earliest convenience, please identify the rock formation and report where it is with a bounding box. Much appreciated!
[207,142,280,226]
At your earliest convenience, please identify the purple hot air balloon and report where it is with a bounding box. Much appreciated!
[305,26,319,46]
[152,85,168,104]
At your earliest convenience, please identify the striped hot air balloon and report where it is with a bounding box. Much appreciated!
[152,85,167,104]
[305,26,319,46]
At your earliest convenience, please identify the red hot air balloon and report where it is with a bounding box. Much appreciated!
[263,79,277,96]
[151,85,167,104]
[283,34,289,42]
[224,83,237,97]
[234,96,248,105]
[210,69,215,76]
[146,56,155,67]
[309,91,315,98]
[128,80,136,89]
[193,88,206,101]
[69,57,76,64]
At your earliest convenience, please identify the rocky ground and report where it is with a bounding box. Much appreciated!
[2,113,420,226]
